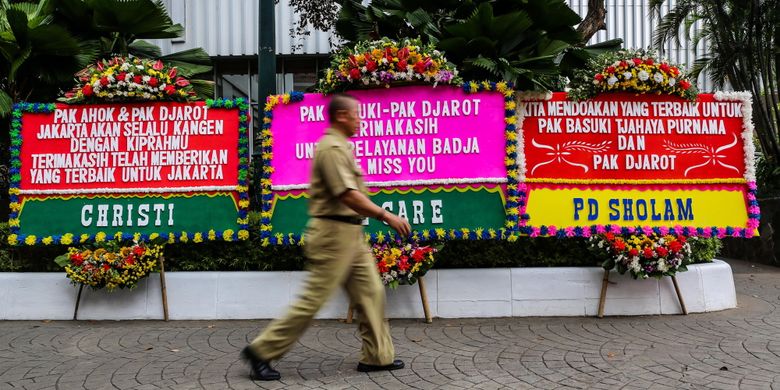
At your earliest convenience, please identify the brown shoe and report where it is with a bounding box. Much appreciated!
[357,359,405,372]
[240,346,281,381]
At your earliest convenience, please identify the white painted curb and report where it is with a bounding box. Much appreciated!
[0,259,736,320]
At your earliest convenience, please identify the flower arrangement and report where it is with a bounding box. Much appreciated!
[372,241,439,288]
[54,240,164,291]
[589,232,693,279]
[59,57,197,104]
[568,49,697,101]
[317,37,461,93]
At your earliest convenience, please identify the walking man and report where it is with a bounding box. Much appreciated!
[241,94,412,381]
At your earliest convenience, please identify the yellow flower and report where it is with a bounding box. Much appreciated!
[223,229,234,240]
[60,234,73,245]
[208,230,217,240]
[238,230,249,240]
[95,232,106,242]
[42,236,54,245]
[193,232,203,243]
[150,232,159,240]
[168,232,176,244]
[8,234,18,245]
[179,232,189,243]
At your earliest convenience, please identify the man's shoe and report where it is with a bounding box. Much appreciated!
[240,346,281,381]
[357,359,405,372]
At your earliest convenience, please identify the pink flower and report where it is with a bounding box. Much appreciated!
[610,225,622,234]
[595,225,606,234]
[658,226,669,236]
[582,228,592,238]
[745,229,756,238]
[732,227,743,237]
[626,226,636,234]
[716,228,727,239]
[673,225,684,235]
[565,227,576,237]
[702,229,712,238]
[687,226,698,237]
[530,227,540,237]
[168,67,177,78]
[547,225,557,236]
[747,219,760,229]
[175,77,190,87]
[153,60,164,70]
[748,182,757,190]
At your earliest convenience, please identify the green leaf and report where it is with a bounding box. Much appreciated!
[190,79,215,100]
[0,90,12,117]
[601,258,615,270]
[128,40,162,58]
[54,254,71,268]
[161,48,212,67]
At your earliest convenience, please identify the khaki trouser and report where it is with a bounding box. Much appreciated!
[249,218,395,365]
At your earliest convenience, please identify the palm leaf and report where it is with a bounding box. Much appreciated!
[0,90,12,117]
[128,40,162,58]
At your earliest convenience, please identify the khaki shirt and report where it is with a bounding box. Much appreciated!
[308,128,367,217]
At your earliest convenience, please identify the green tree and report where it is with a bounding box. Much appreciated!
[334,0,620,91]
[1,0,214,118]
[651,0,780,193]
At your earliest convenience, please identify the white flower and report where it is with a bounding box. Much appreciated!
[623,72,632,80]
[593,79,601,85]
[668,78,676,86]
[607,76,618,86]
[361,66,367,72]
[638,70,649,81]
[120,63,130,71]
[381,58,388,64]
[653,72,664,83]
[142,75,151,83]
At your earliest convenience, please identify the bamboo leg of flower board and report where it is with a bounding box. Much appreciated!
[671,275,688,315]
[418,277,432,323]
[597,269,610,318]
[73,283,84,321]
[160,256,169,321]
[346,304,354,324]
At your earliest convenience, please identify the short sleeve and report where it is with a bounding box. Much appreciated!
[317,148,359,197]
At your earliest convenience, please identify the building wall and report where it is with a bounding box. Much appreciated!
[150,0,335,56]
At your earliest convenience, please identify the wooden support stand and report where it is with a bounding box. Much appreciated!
[347,276,432,324]
[73,256,170,321]
[597,270,688,317]
[160,256,169,321]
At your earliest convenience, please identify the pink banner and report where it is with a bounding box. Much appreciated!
[270,86,506,188]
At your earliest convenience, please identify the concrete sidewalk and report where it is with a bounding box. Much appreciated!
[1,258,779,389]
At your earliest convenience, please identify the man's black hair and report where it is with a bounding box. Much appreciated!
[327,93,358,122]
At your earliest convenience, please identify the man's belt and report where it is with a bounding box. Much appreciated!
[316,215,365,225]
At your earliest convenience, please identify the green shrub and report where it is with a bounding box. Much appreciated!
[0,219,725,272]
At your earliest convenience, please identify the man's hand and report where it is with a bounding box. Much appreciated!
[382,212,411,237]
[339,189,412,237]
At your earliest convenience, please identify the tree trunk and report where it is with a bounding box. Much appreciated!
[577,0,607,44]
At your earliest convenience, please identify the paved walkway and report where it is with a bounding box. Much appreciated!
[2,259,780,390]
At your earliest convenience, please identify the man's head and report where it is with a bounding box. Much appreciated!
[328,93,360,137]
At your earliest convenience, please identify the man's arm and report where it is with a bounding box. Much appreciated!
[340,189,411,237]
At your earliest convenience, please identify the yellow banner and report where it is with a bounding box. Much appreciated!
[526,187,748,227]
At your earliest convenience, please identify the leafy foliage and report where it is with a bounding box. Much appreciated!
[335,0,622,91]
[0,220,725,272]
[650,0,780,180]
